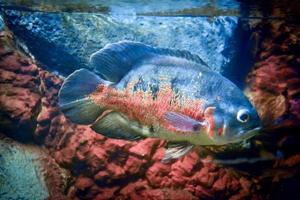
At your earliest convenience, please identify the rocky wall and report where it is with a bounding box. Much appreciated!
[2,9,247,78]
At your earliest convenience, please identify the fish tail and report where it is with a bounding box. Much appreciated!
[58,68,110,124]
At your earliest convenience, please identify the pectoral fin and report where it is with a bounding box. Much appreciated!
[162,142,194,162]
[91,111,142,140]
[164,112,204,132]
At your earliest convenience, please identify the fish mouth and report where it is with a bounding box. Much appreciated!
[238,126,261,140]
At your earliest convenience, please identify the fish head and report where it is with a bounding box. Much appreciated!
[205,87,262,145]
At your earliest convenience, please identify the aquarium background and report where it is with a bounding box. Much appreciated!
[0,0,300,200]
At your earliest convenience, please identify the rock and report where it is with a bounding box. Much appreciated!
[275,155,300,168]
[171,151,200,176]
[140,188,197,200]
[129,138,160,158]
[106,162,126,180]
[103,139,134,153]
[119,179,150,200]
[146,162,171,187]
[151,146,166,161]
[192,166,218,188]
[246,21,300,128]
[124,155,146,175]
[75,176,94,191]
[170,151,200,185]
[2,9,248,77]
[247,89,287,126]
[187,185,214,199]
[94,171,110,183]
[0,32,41,141]
[0,134,68,200]
[288,99,300,119]
[86,146,107,174]
[74,176,108,200]
[212,174,229,191]
[95,186,119,200]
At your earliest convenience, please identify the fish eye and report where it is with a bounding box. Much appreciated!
[237,109,250,123]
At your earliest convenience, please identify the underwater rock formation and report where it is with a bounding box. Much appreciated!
[1,13,300,200]
[246,20,300,128]
[2,9,247,76]
[0,134,68,200]
[0,135,48,199]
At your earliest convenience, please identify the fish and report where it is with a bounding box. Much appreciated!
[58,41,261,162]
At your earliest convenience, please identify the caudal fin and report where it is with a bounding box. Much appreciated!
[58,69,108,124]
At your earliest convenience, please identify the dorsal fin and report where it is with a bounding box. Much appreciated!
[89,41,207,83]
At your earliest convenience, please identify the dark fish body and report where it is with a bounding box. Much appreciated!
[59,41,261,161]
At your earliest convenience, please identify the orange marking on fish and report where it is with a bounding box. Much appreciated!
[204,107,216,139]
[90,82,207,133]
[217,124,224,136]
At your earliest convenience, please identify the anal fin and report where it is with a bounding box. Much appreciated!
[162,142,194,162]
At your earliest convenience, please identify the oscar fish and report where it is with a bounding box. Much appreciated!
[58,41,261,161]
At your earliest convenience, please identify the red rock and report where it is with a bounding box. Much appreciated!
[151,147,165,161]
[141,188,197,200]
[0,84,40,139]
[290,99,300,119]
[75,176,94,190]
[86,146,107,173]
[193,185,214,199]
[107,163,126,180]
[129,138,160,158]
[170,151,201,186]
[66,186,77,199]
[95,186,119,200]
[228,178,252,200]
[146,162,171,187]
[20,63,39,75]
[247,89,287,126]
[94,171,110,182]
[175,151,200,174]
[77,184,100,200]
[213,174,228,191]
[0,53,22,72]
[275,155,300,167]
[247,41,300,127]
[124,155,146,175]
[103,138,134,152]
[185,184,214,199]
[36,98,57,124]
[192,166,218,188]
[119,180,149,200]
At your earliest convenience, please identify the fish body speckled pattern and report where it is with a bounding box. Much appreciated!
[59,41,261,161]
